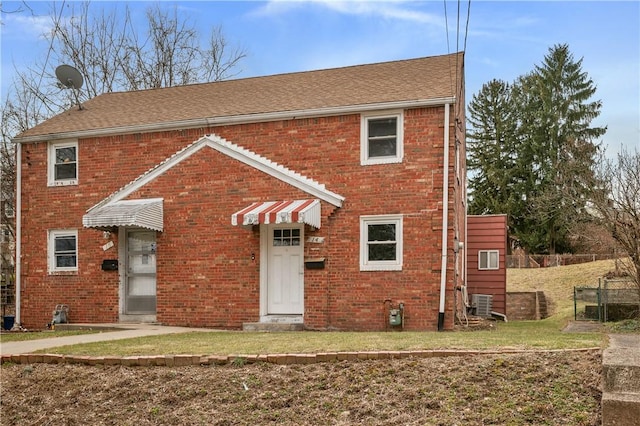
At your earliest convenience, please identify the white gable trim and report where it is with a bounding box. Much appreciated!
[205,135,345,208]
[87,134,345,213]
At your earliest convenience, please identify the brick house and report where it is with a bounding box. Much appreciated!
[13,53,466,331]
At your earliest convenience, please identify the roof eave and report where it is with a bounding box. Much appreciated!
[13,96,456,144]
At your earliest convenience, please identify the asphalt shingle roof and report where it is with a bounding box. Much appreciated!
[16,52,463,141]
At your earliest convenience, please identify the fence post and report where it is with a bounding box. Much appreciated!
[603,278,608,322]
[598,278,602,322]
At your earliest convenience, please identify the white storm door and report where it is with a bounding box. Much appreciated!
[267,225,304,314]
[125,230,157,314]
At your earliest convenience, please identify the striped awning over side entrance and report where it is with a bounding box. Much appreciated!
[83,198,164,232]
[231,199,321,228]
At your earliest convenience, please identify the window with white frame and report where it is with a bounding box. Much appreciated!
[360,111,403,165]
[360,215,403,271]
[49,229,78,272]
[478,250,499,270]
[48,141,78,186]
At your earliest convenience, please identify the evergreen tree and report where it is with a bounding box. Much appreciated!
[467,44,606,254]
[524,44,606,253]
[467,79,519,216]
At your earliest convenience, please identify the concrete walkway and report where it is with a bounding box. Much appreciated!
[0,323,217,356]
[562,320,604,333]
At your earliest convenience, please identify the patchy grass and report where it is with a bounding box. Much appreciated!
[38,319,603,357]
[33,261,615,357]
[1,351,602,426]
[3,261,615,425]
[607,318,640,333]
[508,259,620,318]
[0,329,101,343]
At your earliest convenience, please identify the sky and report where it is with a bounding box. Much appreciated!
[1,0,639,156]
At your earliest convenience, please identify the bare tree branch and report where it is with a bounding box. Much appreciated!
[1,0,247,282]
[589,149,640,315]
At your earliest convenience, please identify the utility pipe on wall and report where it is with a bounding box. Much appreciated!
[438,103,450,331]
[15,142,22,326]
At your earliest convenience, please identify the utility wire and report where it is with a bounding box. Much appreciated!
[463,0,471,54]
[456,0,461,53]
[443,0,454,97]
[443,0,451,54]
[457,0,471,133]
[455,0,461,107]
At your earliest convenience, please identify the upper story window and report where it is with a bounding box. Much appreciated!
[478,250,499,270]
[48,229,78,273]
[48,141,78,186]
[360,215,403,271]
[360,111,404,165]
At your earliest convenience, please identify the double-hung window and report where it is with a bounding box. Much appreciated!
[361,111,403,165]
[478,250,499,270]
[49,229,78,273]
[360,215,403,271]
[48,141,78,186]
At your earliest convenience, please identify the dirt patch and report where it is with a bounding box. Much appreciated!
[1,351,601,425]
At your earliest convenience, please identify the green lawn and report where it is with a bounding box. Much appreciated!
[37,317,603,357]
[4,259,629,356]
[0,329,100,343]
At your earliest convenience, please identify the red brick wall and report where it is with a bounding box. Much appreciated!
[18,106,462,331]
[506,292,538,320]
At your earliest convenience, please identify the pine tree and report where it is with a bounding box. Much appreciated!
[466,44,606,254]
[523,44,606,253]
[467,79,519,217]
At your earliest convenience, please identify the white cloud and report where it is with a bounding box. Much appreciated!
[252,0,444,27]
[2,13,53,40]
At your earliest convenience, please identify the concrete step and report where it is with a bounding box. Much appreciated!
[602,334,640,393]
[242,322,304,332]
[602,334,640,426]
[603,363,640,393]
[537,291,549,319]
[602,392,640,426]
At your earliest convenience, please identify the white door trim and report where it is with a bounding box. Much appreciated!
[259,224,305,322]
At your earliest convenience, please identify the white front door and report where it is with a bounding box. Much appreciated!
[267,225,304,314]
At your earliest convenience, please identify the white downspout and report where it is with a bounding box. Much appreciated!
[438,103,450,331]
[15,142,22,326]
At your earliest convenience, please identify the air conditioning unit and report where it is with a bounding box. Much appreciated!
[471,294,493,318]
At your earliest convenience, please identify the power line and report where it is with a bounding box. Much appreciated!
[443,0,453,96]
[463,0,471,54]
[443,0,451,54]
[456,0,461,53]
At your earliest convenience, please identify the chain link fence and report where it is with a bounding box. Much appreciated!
[574,278,639,322]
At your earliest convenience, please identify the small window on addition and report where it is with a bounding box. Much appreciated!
[478,250,499,270]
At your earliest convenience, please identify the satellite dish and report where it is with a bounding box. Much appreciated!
[55,64,84,89]
[55,64,84,110]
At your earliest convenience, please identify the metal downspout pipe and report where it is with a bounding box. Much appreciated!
[438,103,451,331]
[15,142,22,326]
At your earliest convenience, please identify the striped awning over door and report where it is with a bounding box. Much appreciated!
[231,199,321,228]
